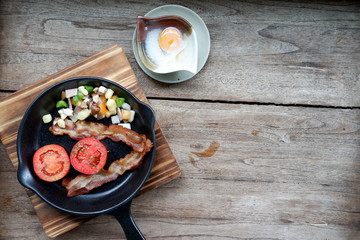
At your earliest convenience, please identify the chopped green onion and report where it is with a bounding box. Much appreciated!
[73,95,79,104]
[84,86,94,94]
[56,100,68,108]
[116,97,125,107]
[77,92,84,100]
[73,92,84,104]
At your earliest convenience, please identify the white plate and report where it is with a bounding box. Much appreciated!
[132,5,211,83]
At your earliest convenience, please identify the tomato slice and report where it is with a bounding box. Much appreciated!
[33,144,70,182]
[70,137,107,174]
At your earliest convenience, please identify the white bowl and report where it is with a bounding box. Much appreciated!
[132,5,211,83]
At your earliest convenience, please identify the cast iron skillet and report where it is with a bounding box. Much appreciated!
[17,77,156,239]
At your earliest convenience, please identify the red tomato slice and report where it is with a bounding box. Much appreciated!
[70,137,107,174]
[33,144,70,182]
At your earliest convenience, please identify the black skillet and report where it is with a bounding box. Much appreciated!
[17,77,156,239]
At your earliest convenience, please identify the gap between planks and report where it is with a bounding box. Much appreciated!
[147,96,360,110]
[1,90,359,110]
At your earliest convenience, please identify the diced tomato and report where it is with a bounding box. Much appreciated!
[70,137,107,174]
[33,144,70,182]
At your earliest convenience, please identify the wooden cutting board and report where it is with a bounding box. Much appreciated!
[0,45,181,238]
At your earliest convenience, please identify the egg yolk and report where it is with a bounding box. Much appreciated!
[159,27,183,53]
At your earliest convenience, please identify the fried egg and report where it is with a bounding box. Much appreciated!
[144,26,197,74]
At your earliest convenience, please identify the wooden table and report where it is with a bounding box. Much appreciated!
[1,1,359,239]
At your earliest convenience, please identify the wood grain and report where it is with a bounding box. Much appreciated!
[1,100,359,239]
[1,0,360,239]
[0,0,359,107]
[0,45,181,238]
[123,100,360,240]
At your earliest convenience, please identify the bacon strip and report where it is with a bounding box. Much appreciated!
[62,138,153,197]
[49,118,148,152]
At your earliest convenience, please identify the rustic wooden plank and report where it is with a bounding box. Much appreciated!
[1,100,359,239]
[1,0,359,107]
[1,0,360,239]
[0,92,13,98]
[0,45,180,238]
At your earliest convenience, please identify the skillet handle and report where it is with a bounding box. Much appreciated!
[109,201,146,240]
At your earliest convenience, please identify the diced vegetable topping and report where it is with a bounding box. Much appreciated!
[122,102,131,110]
[58,109,67,119]
[56,100,68,108]
[77,109,91,120]
[61,91,66,100]
[78,86,88,96]
[98,86,107,94]
[128,110,135,122]
[105,88,114,99]
[42,114,52,123]
[116,97,125,107]
[65,88,78,98]
[84,86,94,94]
[73,91,84,104]
[77,92,84,100]
[106,98,117,112]
[57,119,66,128]
[63,108,73,117]
[111,115,120,124]
[51,85,135,128]
[121,109,131,122]
[120,109,135,122]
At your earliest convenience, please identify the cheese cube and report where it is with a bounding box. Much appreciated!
[105,88,114,99]
[98,86,107,95]
[106,99,117,112]
[57,119,66,128]
[77,109,91,120]
[65,88,78,98]
[111,115,120,124]
[63,108,73,116]
[122,102,131,110]
[78,86,89,96]
[42,114,52,123]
